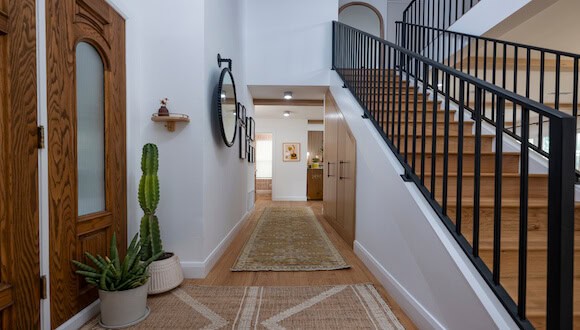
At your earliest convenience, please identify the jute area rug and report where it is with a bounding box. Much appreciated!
[81,283,405,329]
[231,206,350,271]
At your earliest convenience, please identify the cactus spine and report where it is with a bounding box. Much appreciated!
[139,143,163,261]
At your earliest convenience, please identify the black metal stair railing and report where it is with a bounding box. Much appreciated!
[395,21,580,174]
[400,0,481,42]
[332,21,575,329]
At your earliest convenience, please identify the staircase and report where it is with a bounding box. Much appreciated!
[333,20,578,329]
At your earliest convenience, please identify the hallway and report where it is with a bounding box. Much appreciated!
[192,199,414,328]
[83,200,415,329]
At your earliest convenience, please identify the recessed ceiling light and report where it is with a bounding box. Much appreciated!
[283,111,291,117]
[284,91,293,100]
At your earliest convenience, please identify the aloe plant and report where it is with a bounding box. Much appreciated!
[72,233,162,291]
[138,143,164,261]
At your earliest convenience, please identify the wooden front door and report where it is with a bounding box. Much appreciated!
[0,0,41,328]
[46,0,126,327]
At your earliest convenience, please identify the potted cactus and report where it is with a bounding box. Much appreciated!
[73,233,161,328]
[139,143,184,294]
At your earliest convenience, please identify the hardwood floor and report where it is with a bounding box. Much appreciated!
[186,199,416,329]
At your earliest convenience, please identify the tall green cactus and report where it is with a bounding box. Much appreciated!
[139,143,163,261]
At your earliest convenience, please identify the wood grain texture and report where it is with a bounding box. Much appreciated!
[0,0,40,328]
[0,284,13,311]
[46,0,126,327]
[0,10,8,35]
[186,199,416,330]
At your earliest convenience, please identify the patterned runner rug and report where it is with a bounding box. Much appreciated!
[81,283,405,329]
[231,206,350,271]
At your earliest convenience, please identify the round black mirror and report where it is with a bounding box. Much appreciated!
[217,68,238,147]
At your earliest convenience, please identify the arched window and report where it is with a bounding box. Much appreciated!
[76,42,106,216]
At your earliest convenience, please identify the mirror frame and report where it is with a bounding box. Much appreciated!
[217,67,238,147]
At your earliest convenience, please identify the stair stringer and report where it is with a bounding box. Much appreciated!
[330,71,518,330]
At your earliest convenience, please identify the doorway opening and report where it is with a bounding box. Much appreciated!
[256,133,273,200]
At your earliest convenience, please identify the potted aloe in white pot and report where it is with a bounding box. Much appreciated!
[73,233,161,328]
[138,143,184,294]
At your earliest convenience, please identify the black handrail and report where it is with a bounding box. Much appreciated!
[333,21,575,329]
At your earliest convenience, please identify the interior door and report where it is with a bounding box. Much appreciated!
[46,0,127,327]
[0,0,41,328]
[337,121,356,247]
[323,93,339,223]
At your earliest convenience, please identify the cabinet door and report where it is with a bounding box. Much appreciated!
[323,93,339,222]
[337,122,357,247]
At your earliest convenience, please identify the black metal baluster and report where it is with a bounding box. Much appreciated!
[442,73,451,214]
[404,53,411,164]
[493,96,504,285]
[421,62,429,185]
[386,47,393,138]
[412,57,419,172]
[456,81,465,235]
[431,68,439,198]
[512,46,518,134]
[491,42,497,122]
[397,51,404,151]
[555,54,561,110]
[473,87,482,257]
[517,106,529,320]
[539,51,545,151]
[380,43,386,135]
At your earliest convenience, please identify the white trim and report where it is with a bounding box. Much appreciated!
[354,241,446,330]
[36,0,50,328]
[271,196,307,202]
[182,209,252,278]
[55,300,100,330]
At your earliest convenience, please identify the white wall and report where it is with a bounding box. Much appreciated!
[202,0,255,260]
[329,72,517,329]
[245,0,338,86]
[112,0,254,273]
[255,118,308,201]
[449,0,531,35]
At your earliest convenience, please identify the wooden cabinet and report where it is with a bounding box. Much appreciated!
[323,93,357,247]
[307,169,324,200]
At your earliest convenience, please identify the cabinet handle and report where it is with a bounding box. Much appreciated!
[327,162,335,177]
[339,161,350,180]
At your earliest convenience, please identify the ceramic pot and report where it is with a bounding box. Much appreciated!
[98,281,150,329]
[148,253,184,295]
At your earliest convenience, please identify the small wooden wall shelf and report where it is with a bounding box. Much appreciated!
[151,113,190,132]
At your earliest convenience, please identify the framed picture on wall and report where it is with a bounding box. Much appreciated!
[282,142,300,162]
[239,125,247,159]
[247,117,255,141]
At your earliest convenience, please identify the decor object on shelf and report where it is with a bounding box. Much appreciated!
[73,233,161,329]
[157,98,170,116]
[283,142,301,162]
[138,143,184,295]
[217,54,238,147]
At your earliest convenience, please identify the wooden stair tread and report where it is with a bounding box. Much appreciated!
[479,231,580,250]
[424,173,546,178]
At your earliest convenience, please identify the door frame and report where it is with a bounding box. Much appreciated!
[36,0,131,328]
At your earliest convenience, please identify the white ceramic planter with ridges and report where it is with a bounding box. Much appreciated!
[148,253,184,294]
[98,281,150,329]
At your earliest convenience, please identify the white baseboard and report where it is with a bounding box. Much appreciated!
[354,240,446,330]
[271,196,307,201]
[181,209,252,278]
[55,300,100,330]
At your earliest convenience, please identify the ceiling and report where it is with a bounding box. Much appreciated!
[248,85,328,100]
[254,105,323,120]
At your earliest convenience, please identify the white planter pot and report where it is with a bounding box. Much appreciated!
[98,281,150,329]
[148,253,184,295]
